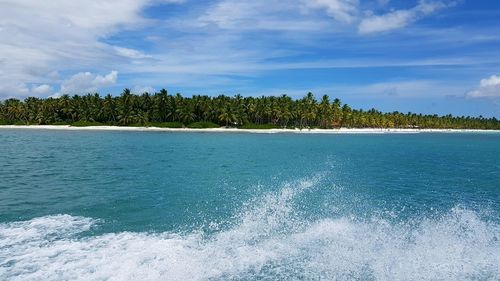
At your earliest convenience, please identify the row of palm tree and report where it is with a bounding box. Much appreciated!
[1,89,499,129]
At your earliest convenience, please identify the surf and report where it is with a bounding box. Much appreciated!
[1,178,498,280]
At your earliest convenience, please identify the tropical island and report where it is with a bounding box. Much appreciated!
[1,89,499,130]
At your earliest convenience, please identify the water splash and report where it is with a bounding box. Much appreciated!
[1,178,499,280]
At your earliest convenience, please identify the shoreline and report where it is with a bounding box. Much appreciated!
[1,125,499,134]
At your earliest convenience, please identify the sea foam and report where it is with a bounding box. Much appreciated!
[1,179,499,280]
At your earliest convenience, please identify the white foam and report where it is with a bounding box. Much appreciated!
[1,181,499,280]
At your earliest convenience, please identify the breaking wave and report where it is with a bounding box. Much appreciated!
[1,178,499,280]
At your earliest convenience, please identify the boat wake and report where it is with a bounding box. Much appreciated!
[1,178,499,280]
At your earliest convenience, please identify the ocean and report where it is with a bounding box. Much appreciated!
[0,129,499,280]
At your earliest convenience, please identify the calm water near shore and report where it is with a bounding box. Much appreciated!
[0,129,499,280]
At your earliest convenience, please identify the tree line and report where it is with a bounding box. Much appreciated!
[0,89,499,129]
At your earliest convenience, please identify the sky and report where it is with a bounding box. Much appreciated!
[1,0,500,117]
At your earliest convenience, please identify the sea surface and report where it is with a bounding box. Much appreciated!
[0,129,499,280]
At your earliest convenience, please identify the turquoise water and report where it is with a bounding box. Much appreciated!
[0,130,499,280]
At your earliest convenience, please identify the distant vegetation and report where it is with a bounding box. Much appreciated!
[187,121,219,129]
[0,89,499,129]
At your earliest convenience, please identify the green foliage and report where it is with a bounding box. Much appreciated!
[187,121,219,128]
[240,123,279,129]
[51,121,70,125]
[14,121,27,125]
[71,121,104,127]
[0,119,12,125]
[0,90,499,130]
[148,122,184,128]
[125,123,145,127]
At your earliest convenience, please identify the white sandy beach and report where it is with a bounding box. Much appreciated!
[0,125,499,134]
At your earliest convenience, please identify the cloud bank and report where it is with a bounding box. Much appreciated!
[59,71,119,95]
[466,75,500,98]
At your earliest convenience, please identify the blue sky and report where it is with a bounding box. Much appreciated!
[1,0,500,117]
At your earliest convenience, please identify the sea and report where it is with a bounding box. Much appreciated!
[0,129,499,280]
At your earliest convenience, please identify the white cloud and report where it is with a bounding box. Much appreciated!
[197,0,456,34]
[466,75,500,98]
[60,71,118,95]
[358,1,454,34]
[31,84,53,95]
[199,1,260,29]
[0,83,55,99]
[304,0,359,24]
[132,85,156,94]
[359,10,414,34]
[0,83,30,99]
[197,0,350,31]
[114,47,152,59]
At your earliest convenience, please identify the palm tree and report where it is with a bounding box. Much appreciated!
[117,89,137,125]
[219,105,235,127]
[176,102,196,124]
[341,104,352,128]
[318,95,332,128]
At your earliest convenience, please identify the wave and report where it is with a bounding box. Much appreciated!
[1,178,499,280]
